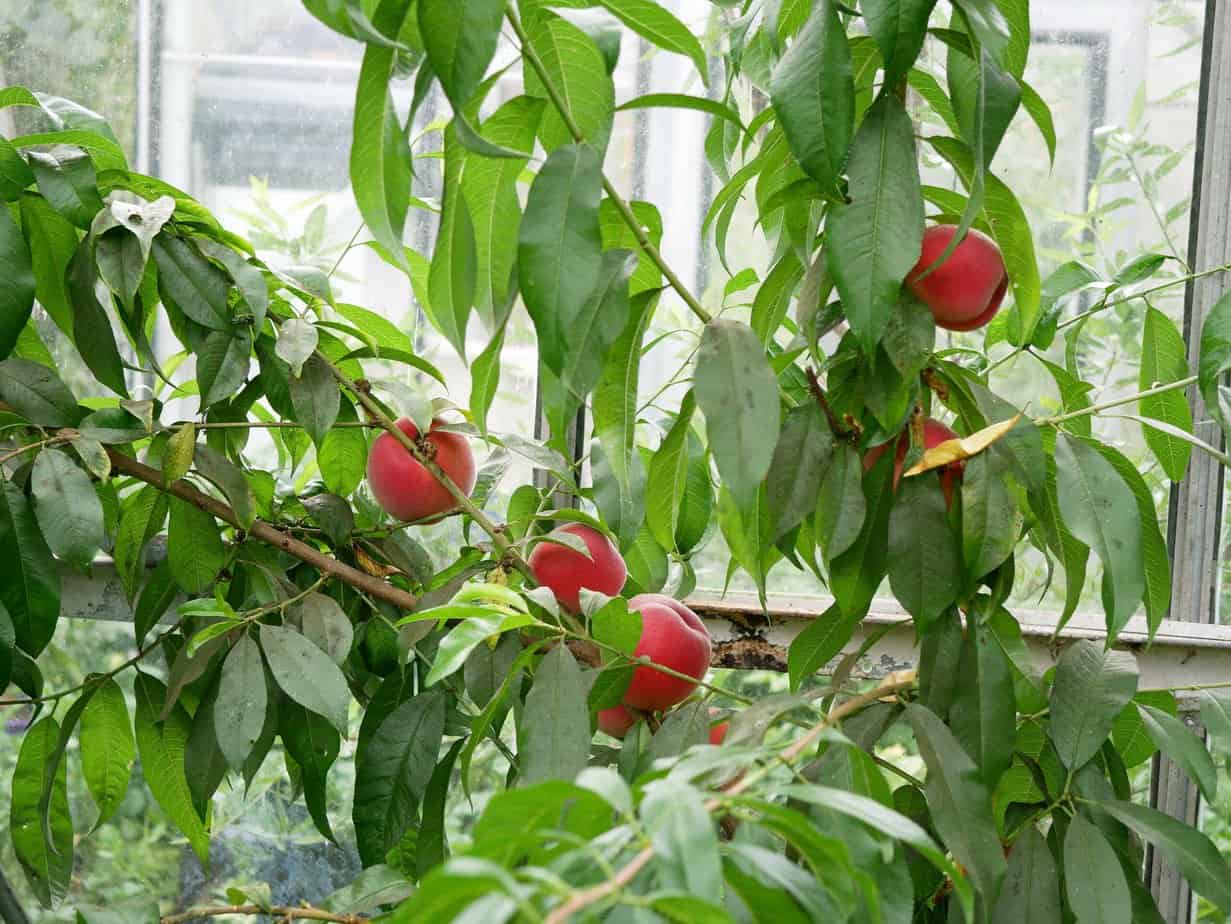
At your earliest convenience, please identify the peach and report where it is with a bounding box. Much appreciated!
[528,523,627,613]
[907,225,1008,332]
[597,705,638,739]
[367,417,476,521]
[622,594,712,712]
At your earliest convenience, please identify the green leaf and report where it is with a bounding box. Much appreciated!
[1049,640,1138,770]
[152,234,231,330]
[419,0,504,110]
[463,96,544,328]
[114,486,169,601]
[27,147,103,227]
[197,329,253,411]
[349,0,415,275]
[428,124,478,356]
[0,358,79,428]
[906,703,1005,903]
[863,0,939,85]
[787,603,859,691]
[828,95,924,353]
[1093,442,1170,641]
[18,195,76,335]
[132,673,210,865]
[66,239,128,396]
[0,195,35,360]
[520,645,591,785]
[214,635,269,771]
[10,717,73,907]
[1054,433,1145,641]
[829,452,892,617]
[1064,813,1130,924]
[888,474,962,630]
[168,497,227,594]
[694,319,781,510]
[616,93,744,133]
[259,623,351,735]
[193,444,257,529]
[318,398,368,497]
[79,677,134,830]
[31,447,105,570]
[417,739,466,875]
[1139,704,1217,804]
[815,443,865,561]
[767,403,834,540]
[769,0,852,197]
[598,0,708,82]
[961,451,1019,581]
[289,354,341,447]
[642,779,722,898]
[992,825,1060,923]
[0,480,61,656]
[1200,689,1231,766]
[561,249,636,410]
[952,0,1011,65]
[0,135,34,200]
[949,614,1015,788]
[592,289,659,546]
[280,700,341,844]
[519,143,604,375]
[1101,801,1231,915]
[275,318,318,377]
[646,392,697,551]
[1139,306,1193,480]
[354,688,447,866]
[524,12,615,153]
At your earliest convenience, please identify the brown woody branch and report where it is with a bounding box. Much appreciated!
[542,674,917,923]
[107,449,419,612]
[160,905,363,923]
[805,367,855,440]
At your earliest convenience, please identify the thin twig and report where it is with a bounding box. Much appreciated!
[1035,375,1197,426]
[805,367,852,438]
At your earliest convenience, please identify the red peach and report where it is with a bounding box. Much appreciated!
[367,417,476,521]
[708,707,729,745]
[907,225,1008,332]
[864,418,963,507]
[528,523,627,613]
[598,705,638,739]
[622,594,712,712]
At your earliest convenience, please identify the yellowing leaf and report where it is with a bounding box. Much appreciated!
[903,414,1023,477]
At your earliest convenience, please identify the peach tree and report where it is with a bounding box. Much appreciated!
[2,1,1231,922]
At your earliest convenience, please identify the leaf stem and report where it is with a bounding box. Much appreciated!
[505,3,713,328]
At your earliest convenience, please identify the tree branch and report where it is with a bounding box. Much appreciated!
[160,905,363,924]
[106,449,419,612]
[542,674,917,923]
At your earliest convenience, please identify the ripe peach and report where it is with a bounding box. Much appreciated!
[597,705,638,739]
[907,225,1008,332]
[709,707,729,745]
[367,417,476,521]
[864,418,963,507]
[528,523,627,613]
[622,594,712,712]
